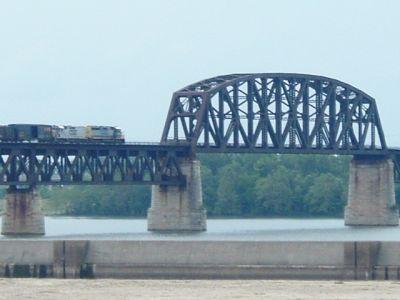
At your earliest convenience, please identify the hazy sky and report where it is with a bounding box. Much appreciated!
[0,0,399,144]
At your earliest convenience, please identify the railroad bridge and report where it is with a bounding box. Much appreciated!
[1,73,400,235]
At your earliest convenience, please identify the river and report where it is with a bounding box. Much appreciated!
[1,217,400,240]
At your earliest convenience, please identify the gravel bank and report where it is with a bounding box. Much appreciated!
[0,279,400,299]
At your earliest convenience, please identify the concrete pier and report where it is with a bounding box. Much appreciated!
[1,187,45,235]
[147,158,206,231]
[345,157,399,226]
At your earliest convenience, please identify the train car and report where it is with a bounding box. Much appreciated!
[0,125,14,141]
[85,126,124,143]
[3,124,53,142]
[53,125,87,141]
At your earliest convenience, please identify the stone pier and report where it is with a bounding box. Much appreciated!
[147,158,206,231]
[345,156,399,226]
[1,187,45,235]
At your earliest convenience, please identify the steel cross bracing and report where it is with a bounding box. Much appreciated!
[162,73,387,154]
[0,142,190,186]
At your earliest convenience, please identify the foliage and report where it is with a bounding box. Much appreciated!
[42,185,150,216]
[201,154,350,217]
[39,154,358,217]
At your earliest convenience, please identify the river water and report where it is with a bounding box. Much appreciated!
[2,217,400,241]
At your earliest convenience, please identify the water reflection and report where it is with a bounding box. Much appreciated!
[2,217,400,241]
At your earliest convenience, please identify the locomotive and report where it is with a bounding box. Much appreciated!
[0,124,125,143]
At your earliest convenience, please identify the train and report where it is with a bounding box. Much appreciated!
[0,124,125,143]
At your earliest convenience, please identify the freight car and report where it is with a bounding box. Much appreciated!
[0,124,53,142]
[0,124,125,143]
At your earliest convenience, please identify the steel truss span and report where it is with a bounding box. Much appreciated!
[0,143,189,186]
[0,73,398,186]
[162,73,387,154]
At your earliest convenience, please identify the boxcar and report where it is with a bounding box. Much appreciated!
[0,125,15,141]
[7,124,53,142]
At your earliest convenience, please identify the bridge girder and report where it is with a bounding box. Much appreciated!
[162,73,387,154]
[0,143,189,186]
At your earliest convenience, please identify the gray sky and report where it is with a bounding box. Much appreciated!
[0,0,399,144]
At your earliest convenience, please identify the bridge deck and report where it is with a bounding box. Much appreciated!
[0,141,189,152]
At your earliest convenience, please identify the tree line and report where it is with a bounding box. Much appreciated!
[37,154,359,217]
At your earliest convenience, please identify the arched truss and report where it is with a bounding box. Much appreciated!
[161,73,387,152]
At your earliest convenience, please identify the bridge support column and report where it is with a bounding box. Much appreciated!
[147,158,206,231]
[1,187,45,235]
[345,156,399,226]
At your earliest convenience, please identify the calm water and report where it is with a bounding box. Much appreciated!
[2,217,400,241]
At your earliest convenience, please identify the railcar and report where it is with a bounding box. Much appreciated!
[85,126,124,142]
[54,125,125,143]
[0,124,54,142]
[0,126,14,141]
[52,125,87,142]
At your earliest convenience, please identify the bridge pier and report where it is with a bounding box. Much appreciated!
[345,156,399,226]
[147,158,206,231]
[1,186,45,236]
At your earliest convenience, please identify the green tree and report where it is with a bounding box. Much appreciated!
[255,166,303,215]
[43,185,150,216]
[201,165,218,215]
[304,173,346,215]
[214,157,258,216]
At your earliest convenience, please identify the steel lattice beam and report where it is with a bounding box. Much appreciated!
[161,73,387,154]
[0,143,189,186]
